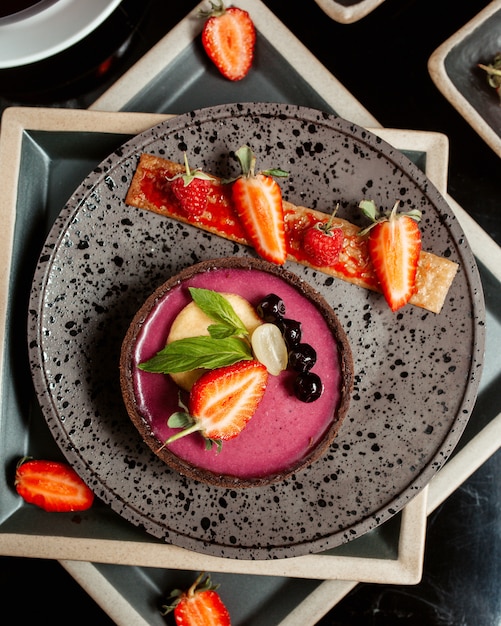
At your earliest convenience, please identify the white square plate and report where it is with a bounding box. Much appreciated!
[313,0,386,24]
[428,0,501,158]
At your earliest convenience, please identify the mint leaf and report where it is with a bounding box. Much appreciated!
[188,287,248,336]
[139,336,252,373]
[208,323,236,339]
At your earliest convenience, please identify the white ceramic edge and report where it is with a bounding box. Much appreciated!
[0,106,434,583]
[280,485,428,625]
[313,0,386,24]
[0,0,123,68]
[60,560,153,626]
[89,0,380,128]
[372,128,450,193]
[60,488,427,626]
[59,564,354,626]
[0,115,20,434]
[427,0,501,159]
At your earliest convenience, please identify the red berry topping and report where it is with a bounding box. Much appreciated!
[169,153,214,218]
[302,205,344,266]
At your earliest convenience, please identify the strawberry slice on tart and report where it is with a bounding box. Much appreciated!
[165,360,269,452]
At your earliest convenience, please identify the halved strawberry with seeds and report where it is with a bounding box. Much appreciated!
[231,145,288,265]
[200,0,256,81]
[169,153,215,219]
[302,204,344,266]
[161,572,231,626]
[165,359,268,451]
[359,199,422,312]
[14,458,94,512]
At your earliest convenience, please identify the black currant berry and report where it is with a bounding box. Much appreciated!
[276,317,302,348]
[288,343,317,372]
[293,372,324,403]
[256,294,286,322]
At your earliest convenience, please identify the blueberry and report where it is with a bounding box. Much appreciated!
[256,294,286,322]
[288,343,317,372]
[276,317,302,348]
[293,372,324,402]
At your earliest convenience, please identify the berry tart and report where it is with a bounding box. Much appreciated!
[120,257,354,488]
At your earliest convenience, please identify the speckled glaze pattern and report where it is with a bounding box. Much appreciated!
[27,103,485,560]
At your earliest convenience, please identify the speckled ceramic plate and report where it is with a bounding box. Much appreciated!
[27,103,485,560]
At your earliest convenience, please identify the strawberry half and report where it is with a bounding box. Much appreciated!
[165,360,268,450]
[302,204,344,266]
[231,145,288,265]
[169,153,214,218]
[200,1,256,81]
[359,200,422,312]
[161,572,231,626]
[14,458,94,512]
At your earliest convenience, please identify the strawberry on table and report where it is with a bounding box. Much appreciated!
[161,572,231,626]
[302,204,344,266]
[14,457,94,512]
[200,0,256,81]
[231,144,288,265]
[359,199,422,312]
[169,152,215,219]
[165,359,268,451]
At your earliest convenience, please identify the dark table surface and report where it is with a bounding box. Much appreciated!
[1,0,500,624]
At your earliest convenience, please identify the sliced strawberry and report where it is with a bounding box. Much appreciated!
[161,572,231,626]
[359,200,422,312]
[166,360,268,449]
[231,145,288,265]
[302,204,344,266]
[200,1,256,81]
[169,153,214,218]
[14,458,94,512]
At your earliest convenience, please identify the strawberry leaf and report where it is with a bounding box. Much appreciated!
[261,167,289,178]
[359,199,378,222]
[139,336,253,373]
[166,152,215,184]
[167,411,194,429]
[205,438,223,452]
[163,411,222,452]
